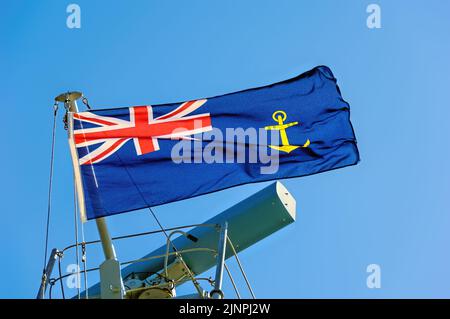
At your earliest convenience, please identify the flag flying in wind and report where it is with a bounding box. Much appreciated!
[71,66,359,220]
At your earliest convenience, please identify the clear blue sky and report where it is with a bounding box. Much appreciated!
[1,0,450,298]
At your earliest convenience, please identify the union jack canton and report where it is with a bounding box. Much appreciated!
[73,99,212,165]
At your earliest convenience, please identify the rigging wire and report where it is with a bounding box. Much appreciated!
[40,102,59,297]
[73,173,81,299]
[81,95,92,110]
[224,263,241,299]
[57,251,66,299]
[49,279,56,299]
[61,223,216,253]
[227,236,256,299]
[80,224,89,299]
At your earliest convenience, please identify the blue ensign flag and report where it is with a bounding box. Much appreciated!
[71,66,359,220]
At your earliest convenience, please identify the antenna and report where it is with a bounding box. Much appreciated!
[81,181,296,299]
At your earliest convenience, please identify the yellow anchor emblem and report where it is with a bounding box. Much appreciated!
[264,110,310,154]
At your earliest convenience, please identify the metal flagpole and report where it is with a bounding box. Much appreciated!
[37,248,58,299]
[56,92,123,298]
[211,221,228,299]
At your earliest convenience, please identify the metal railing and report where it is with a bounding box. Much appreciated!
[41,222,248,299]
